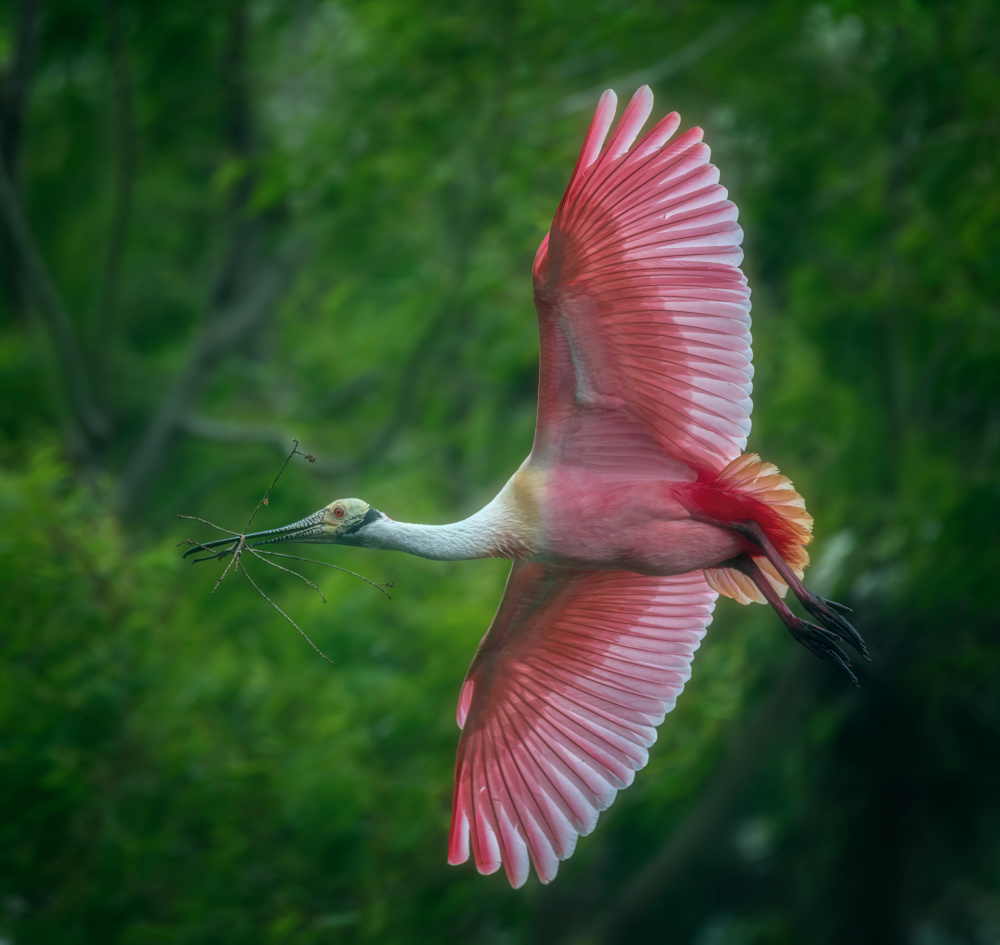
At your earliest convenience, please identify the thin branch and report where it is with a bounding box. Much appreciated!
[177,413,343,471]
[0,152,110,447]
[0,0,41,180]
[176,513,241,537]
[327,91,513,483]
[240,437,304,534]
[177,442,393,597]
[91,0,137,399]
[179,441,390,666]
[253,549,394,599]
[247,547,326,603]
[177,371,377,465]
[0,0,42,315]
[177,230,449,487]
[179,414,305,450]
[175,439,307,565]
[116,0,307,513]
[210,0,255,313]
[176,407,374,480]
[0,1,112,450]
[237,556,336,666]
[210,538,244,595]
[115,237,308,513]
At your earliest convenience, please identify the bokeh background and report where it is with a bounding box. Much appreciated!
[2,1,998,942]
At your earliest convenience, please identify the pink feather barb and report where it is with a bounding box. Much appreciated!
[446,87,756,886]
[449,565,716,887]
[425,88,861,884]
[532,87,752,477]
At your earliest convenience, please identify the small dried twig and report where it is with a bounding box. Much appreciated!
[252,549,394,599]
[237,555,336,666]
[246,548,326,602]
[244,437,305,533]
[177,440,392,663]
[177,438,311,591]
[177,514,239,536]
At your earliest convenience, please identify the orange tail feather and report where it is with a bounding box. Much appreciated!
[702,453,814,605]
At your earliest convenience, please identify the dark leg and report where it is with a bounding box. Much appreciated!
[732,554,860,686]
[731,520,869,661]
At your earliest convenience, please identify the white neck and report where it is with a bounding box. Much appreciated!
[356,488,529,561]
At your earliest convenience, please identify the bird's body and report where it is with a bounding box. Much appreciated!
[361,463,745,575]
[188,86,866,888]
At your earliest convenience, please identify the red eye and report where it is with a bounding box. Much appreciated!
[333,507,345,518]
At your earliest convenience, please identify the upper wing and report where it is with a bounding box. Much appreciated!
[531,86,753,475]
[448,561,717,887]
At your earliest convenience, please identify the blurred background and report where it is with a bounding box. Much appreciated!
[1,1,998,942]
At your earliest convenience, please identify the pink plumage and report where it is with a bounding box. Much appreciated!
[448,89,755,883]
[441,89,861,885]
[212,86,867,891]
[449,566,716,887]
[532,88,752,476]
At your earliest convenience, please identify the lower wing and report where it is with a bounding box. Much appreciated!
[448,561,718,887]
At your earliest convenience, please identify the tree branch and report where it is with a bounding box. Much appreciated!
[116,238,309,513]
[116,0,305,512]
[177,371,377,469]
[343,77,513,487]
[211,0,256,313]
[179,413,300,451]
[0,0,43,314]
[91,0,137,402]
[0,0,40,181]
[0,152,110,447]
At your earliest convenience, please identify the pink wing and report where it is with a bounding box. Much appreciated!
[531,86,753,475]
[448,562,717,887]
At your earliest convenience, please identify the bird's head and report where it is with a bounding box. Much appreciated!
[316,498,382,536]
[253,497,386,547]
[183,497,386,560]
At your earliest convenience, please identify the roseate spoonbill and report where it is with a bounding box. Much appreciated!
[188,86,866,887]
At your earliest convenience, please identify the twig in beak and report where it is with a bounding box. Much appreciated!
[247,548,326,603]
[238,556,335,666]
[252,549,394,599]
[178,440,391,663]
[177,514,240,536]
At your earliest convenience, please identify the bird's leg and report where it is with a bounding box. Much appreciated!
[730,554,859,686]
[731,520,869,661]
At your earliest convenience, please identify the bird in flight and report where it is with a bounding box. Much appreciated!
[188,86,867,887]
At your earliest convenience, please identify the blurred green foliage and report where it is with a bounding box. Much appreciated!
[1,1,998,942]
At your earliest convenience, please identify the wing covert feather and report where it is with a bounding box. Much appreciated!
[448,562,717,887]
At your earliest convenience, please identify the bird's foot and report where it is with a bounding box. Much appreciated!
[802,596,869,661]
[789,619,859,687]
